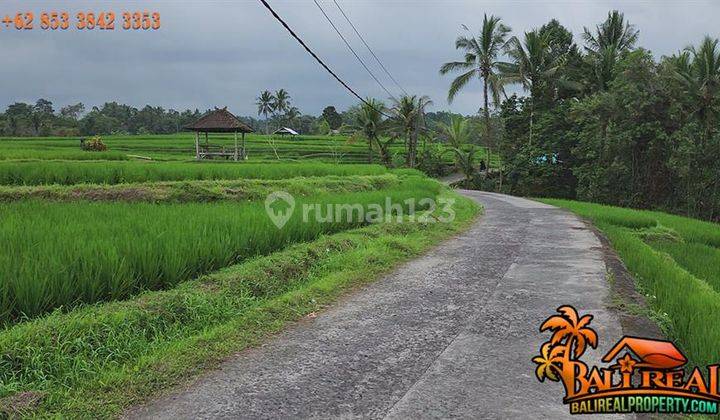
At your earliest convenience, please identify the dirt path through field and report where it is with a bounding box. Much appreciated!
[126,191,629,419]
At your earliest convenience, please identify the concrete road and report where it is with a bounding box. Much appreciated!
[127,191,628,419]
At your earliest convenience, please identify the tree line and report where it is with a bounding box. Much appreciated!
[0,92,462,140]
[438,10,720,222]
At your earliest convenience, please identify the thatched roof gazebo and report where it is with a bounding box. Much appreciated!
[185,107,253,161]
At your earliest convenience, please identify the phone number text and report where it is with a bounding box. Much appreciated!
[1,11,161,31]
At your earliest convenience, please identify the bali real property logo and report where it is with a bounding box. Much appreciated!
[533,306,720,415]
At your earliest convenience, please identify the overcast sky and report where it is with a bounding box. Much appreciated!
[2,0,719,116]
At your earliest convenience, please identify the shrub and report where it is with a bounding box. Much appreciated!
[81,136,108,152]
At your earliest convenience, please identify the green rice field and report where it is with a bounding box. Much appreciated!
[0,132,481,416]
[0,133,498,166]
[0,176,441,324]
[542,199,720,369]
[0,160,390,185]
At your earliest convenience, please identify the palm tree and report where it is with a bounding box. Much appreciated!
[273,89,291,115]
[501,31,561,144]
[354,98,385,164]
[256,91,275,134]
[671,37,720,218]
[679,37,720,142]
[285,106,301,128]
[389,95,432,167]
[582,10,639,90]
[440,14,511,130]
[439,116,477,186]
[440,115,471,147]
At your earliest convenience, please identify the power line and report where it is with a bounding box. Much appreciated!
[312,0,398,102]
[258,0,392,118]
[332,0,408,96]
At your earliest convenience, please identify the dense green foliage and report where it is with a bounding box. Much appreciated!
[490,12,720,221]
[543,199,720,369]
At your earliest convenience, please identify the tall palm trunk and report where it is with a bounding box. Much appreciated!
[410,113,421,167]
[482,71,493,168]
[368,137,374,164]
[529,105,534,146]
[482,72,490,124]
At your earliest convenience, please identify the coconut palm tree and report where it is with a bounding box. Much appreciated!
[670,37,720,218]
[439,115,471,147]
[582,10,639,90]
[440,14,511,128]
[256,91,275,134]
[439,116,477,186]
[389,95,432,167]
[501,30,561,144]
[273,89,291,115]
[678,36,720,142]
[285,106,301,128]
[354,98,385,164]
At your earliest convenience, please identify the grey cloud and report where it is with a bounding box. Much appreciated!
[2,0,719,116]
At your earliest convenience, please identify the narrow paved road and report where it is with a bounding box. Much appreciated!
[127,191,627,419]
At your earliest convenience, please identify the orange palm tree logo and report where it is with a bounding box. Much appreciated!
[533,306,598,395]
[534,306,720,414]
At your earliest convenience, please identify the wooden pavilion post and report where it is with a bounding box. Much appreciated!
[234,131,239,161]
[195,131,200,159]
[241,132,246,159]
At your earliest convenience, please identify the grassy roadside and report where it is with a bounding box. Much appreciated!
[0,190,480,418]
[540,198,720,369]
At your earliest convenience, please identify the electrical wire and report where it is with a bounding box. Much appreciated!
[332,0,408,95]
[313,0,398,101]
[258,0,393,118]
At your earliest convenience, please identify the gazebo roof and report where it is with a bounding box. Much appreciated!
[185,107,254,133]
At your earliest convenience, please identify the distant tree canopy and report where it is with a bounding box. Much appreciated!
[439,10,720,222]
[321,106,343,130]
[0,99,326,137]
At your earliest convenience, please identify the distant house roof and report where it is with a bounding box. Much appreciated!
[273,127,299,135]
[185,107,253,133]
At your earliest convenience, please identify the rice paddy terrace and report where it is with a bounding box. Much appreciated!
[0,133,484,417]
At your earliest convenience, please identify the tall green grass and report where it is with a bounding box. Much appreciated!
[0,149,128,161]
[0,179,440,323]
[0,191,479,417]
[0,175,401,203]
[542,198,720,368]
[649,241,720,293]
[0,161,388,185]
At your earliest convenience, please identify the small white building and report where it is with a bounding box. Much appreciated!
[273,127,299,136]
